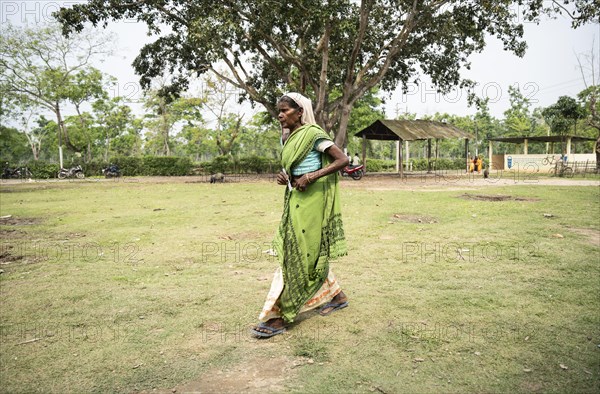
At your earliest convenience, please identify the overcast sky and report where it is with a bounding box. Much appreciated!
[388,15,599,119]
[3,2,599,122]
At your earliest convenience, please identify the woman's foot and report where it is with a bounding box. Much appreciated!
[251,318,286,338]
[319,291,349,316]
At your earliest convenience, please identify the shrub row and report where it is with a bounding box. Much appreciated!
[6,155,478,178]
[196,155,280,175]
[5,155,282,178]
[365,157,476,172]
[28,161,61,179]
[363,159,396,172]
[81,156,192,176]
[4,156,192,178]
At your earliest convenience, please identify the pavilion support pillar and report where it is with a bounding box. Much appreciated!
[465,138,469,172]
[399,139,404,178]
[405,140,410,171]
[427,138,432,173]
[524,139,528,155]
[435,138,439,159]
[395,140,400,173]
[488,140,493,170]
[362,134,367,172]
[566,137,572,156]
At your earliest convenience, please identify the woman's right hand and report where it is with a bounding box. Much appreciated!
[276,171,289,186]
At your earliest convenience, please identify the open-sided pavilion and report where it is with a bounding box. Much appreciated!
[487,135,597,170]
[354,119,474,176]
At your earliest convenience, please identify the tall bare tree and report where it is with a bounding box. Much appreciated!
[575,43,600,170]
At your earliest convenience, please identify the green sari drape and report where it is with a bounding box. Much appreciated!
[272,124,347,323]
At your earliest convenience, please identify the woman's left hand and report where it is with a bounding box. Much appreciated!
[294,174,310,191]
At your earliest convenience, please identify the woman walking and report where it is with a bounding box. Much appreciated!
[251,93,349,338]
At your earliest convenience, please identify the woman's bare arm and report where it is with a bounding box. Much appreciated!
[294,144,349,190]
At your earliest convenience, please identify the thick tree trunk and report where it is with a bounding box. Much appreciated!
[104,134,110,161]
[75,105,93,163]
[164,130,170,156]
[162,116,171,156]
[30,142,39,160]
[24,133,39,160]
[596,135,600,173]
[55,106,78,152]
[334,103,352,148]
[216,139,226,156]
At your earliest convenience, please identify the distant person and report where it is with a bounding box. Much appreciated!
[352,153,361,166]
[469,157,475,173]
[476,156,483,173]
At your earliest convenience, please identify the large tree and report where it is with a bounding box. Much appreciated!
[542,95,586,155]
[200,74,246,156]
[575,45,600,171]
[92,97,141,160]
[0,23,114,166]
[503,86,533,137]
[54,1,597,147]
[143,88,204,156]
[0,125,30,163]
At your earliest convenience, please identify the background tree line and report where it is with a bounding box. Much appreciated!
[1,20,598,173]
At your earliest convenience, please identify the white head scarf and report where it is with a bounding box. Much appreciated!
[283,92,317,125]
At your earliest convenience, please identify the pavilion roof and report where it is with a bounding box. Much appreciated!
[488,135,596,143]
[355,119,473,141]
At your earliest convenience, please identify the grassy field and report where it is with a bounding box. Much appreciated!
[0,176,599,393]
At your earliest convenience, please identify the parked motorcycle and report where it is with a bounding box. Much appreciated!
[58,165,85,179]
[2,166,33,179]
[102,164,121,178]
[340,164,364,180]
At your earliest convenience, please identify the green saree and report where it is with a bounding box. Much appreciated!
[272,124,347,323]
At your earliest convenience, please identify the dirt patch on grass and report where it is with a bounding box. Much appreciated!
[458,194,540,202]
[149,356,294,394]
[0,228,27,239]
[0,181,86,192]
[567,227,600,247]
[391,213,438,224]
[218,231,265,241]
[0,215,42,225]
[0,246,24,265]
[520,380,544,393]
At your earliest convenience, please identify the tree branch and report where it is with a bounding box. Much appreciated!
[245,32,294,85]
[314,22,331,121]
[345,0,373,87]
[209,64,277,118]
[254,28,318,94]
[551,0,578,20]
[353,0,422,104]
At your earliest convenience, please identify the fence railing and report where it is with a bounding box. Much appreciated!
[549,160,598,177]
[569,161,598,175]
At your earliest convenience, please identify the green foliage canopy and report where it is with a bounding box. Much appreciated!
[0,23,114,159]
[542,95,586,136]
[54,0,597,147]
